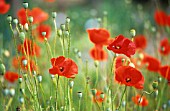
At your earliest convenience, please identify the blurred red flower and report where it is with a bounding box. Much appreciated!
[107,35,136,57]
[132,94,148,106]
[93,90,106,103]
[154,10,168,26]
[90,45,107,61]
[134,35,147,50]
[159,38,170,55]
[17,7,48,25]
[0,0,10,14]
[142,54,160,72]
[49,56,78,78]
[18,39,41,57]
[87,28,111,45]
[12,56,36,72]
[4,71,19,83]
[36,24,51,42]
[115,66,144,89]
[44,0,55,2]
[115,56,130,69]
[159,65,170,82]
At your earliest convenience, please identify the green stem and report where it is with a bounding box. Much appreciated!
[5,97,13,111]
[116,86,127,110]
[55,75,60,111]
[95,63,99,88]
[78,99,81,111]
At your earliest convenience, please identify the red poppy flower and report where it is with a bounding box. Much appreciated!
[18,39,41,56]
[36,24,51,42]
[12,56,36,72]
[159,38,170,55]
[115,66,144,89]
[107,35,136,57]
[132,94,148,107]
[90,45,107,61]
[159,65,170,82]
[115,56,130,69]
[17,8,30,25]
[87,28,110,45]
[93,90,106,103]
[30,8,49,24]
[44,0,55,2]
[142,54,160,72]
[49,56,78,78]
[0,0,10,14]
[4,71,19,83]
[17,7,48,25]
[154,10,168,26]
[134,35,147,50]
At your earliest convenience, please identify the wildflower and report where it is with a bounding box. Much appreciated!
[115,66,144,89]
[18,39,41,56]
[154,10,168,26]
[142,54,160,72]
[134,35,147,50]
[159,65,170,83]
[17,8,30,25]
[107,35,136,57]
[159,38,170,55]
[4,71,19,83]
[132,94,148,106]
[36,24,51,42]
[90,45,107,61]
[87,28,111,45]
[49,56,78,78]
[0,0,10,14]
[94,90,106,102]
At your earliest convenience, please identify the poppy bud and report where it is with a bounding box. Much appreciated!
[152,81,158,89]
[60,24,65,31]
[69,80,74,88]
[91,89,97,96]
[100,92,105,99]
[13,18,18,24]
[77,92,82,99]
[58,29,62,36]
[37,75,42,83]
[64,31,69,37]
[130,29,136,37]
[19,32,25,44]
[122,101,126,107]
[24,23,29,31]
[23,2,28,9]
[9,88,15,97]
[28,16,33,23]
[19,97,24,104]
[66,17,70,23]
[52,12,57,18]
[0,60,6,75]
[18,77,22,83]
[3,88,9,96]
[158,77,162,83]
[94,60,99,67]
[7,15,12,23]
[42,32,47,37]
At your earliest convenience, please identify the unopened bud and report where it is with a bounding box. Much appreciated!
[9,88,15,97]
[158,77,162,83]
[42,32,46,36]
[60,24,65,31]
[122,101,126,107]
[69,80,74,88]
[100,92,105,99]
[58,29,62,36]
[19,32,25,44]
[32,70,36,76]
[91,89,97,96]
[19,24,23,30]
[23,2,28,9]
[37,75,42,83]
[22,59,27,66]
[18,77,22,83]
[13,18,18,24]
[28,16,33,23]
[24,23,29,31]
[3,88,9,96]
[64,31,69,37]
[0,60,6,75]
[130,29,136,37]
[66,17,70,23]
[19,97,24,104]
[94,60,99,67]
[7,15,12,23]
[152,81,158,89]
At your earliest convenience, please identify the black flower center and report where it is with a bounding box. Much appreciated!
[126,78,131,83]
[59,67,64,72]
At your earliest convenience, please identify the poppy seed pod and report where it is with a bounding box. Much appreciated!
[22,59,27,66]
[91,89,97,96]
[37,75,42,83]
[9,88,15,97]
[52,12,57,18]
[0,60,6,75]
[28,16,33,23]
[66,17,70,23]
[152,81,158,89]
[77,92,82,98]
[19,32,25,44]
[58,29,62,36]
[13,18,18,24]
[64,31,69,37]
[130,29,136,37]
[19,97,24,104]
[23,2,28,9]
[18,77,22,83]
[3,88,9,96]
[122,101,126,107]
[158,77,162,83]
[69,80,74,88]
[19,24,23,30]
[42,32,47,36]
[94,60,99,67]
[7,15,12,23]
[60,24,65,31]
[100,92,105,99]
[24,23,29,31]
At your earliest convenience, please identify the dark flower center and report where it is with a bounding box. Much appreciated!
[126,78,131,83]
[59,67,64,72]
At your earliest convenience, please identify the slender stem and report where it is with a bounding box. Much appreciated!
[55,75,60,111]
[95,63,99,88]
[116,86,127,110]
[78,99,81,111]
[5,97,13,111]
[111,84,120,111]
